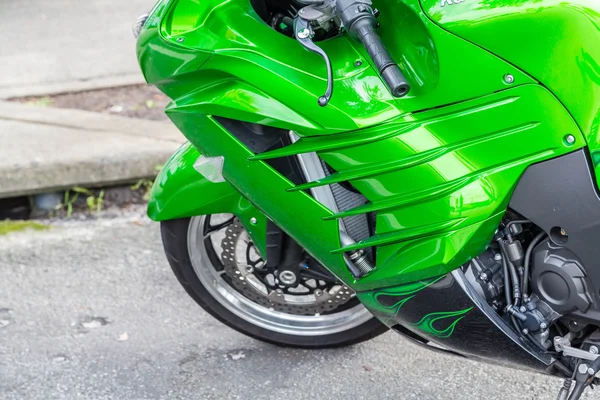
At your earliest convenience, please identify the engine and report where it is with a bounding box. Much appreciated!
[462,214,599,353]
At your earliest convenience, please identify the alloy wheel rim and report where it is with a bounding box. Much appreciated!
[187,214,373,336]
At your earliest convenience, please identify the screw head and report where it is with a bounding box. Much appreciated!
[494,253,502,261]
[589,368,596,375]
[177,37,185,43]
[579,364,590,374]
[565,135,576,145]
[250,217,257,225]
[354,60,363,67]
[520,306,527,313]
[540,322,547,330]
[522,329,529,335]
[479,272,488,281]
[275,289,283,295]
[504,74,515,84]
[245,266,254,274]
[300,8,305,14]
[297,28,310,39]
[590,346,598,354]
[315,289,323,297]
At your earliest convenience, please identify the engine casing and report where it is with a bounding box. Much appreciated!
[531,240,592,315]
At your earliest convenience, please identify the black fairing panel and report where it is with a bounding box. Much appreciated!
[362,273,551,372]
[510,150,600,317]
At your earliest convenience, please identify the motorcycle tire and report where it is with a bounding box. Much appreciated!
[160,216,388,348]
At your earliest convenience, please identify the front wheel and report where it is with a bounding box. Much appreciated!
[161,215,387,348]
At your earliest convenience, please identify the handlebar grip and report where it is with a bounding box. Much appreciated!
[353,20,410,98]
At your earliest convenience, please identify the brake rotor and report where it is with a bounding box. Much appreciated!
[221,219,354,315]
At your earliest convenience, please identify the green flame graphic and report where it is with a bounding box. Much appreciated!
[373,276,444,316]
[412,308,474,338]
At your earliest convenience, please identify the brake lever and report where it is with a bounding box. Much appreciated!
[293,17,333,107]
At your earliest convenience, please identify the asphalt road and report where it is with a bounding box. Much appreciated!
[0,212,588,399]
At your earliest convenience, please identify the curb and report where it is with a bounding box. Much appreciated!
[0,74,146,100]
[0,101,185,199]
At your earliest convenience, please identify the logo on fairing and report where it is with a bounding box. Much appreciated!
[441,0,465,6]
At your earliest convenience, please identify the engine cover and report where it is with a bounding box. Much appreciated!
[531,240,592,315]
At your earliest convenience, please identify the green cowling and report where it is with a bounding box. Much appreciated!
[148,142,268,256]
[421,0,600,177]
[138,0,589,295]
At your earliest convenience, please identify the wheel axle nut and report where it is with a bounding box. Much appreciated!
[279,271,297,285]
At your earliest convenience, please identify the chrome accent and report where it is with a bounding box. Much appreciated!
[193,155,225,183]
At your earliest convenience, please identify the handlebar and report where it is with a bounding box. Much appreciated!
[351,18,410,97]
[294,0,410,106]
[339,0,410,98]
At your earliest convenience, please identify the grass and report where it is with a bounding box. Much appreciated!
[0,220,50,236]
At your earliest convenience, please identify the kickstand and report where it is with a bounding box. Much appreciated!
[564,362,597,400]
[557,378,572,400]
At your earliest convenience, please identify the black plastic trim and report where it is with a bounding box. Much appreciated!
[510,149,600,313]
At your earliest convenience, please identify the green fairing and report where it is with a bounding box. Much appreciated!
[420,0,600,180]
[412,308,474,338]
[138,0,588,292]
[148,142,268,256]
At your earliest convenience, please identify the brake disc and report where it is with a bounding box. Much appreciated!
[221,219,354,315]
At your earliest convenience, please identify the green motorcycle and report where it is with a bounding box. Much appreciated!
[135,0,600,397]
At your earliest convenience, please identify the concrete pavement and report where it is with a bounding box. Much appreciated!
[0,101,184,199]
[0,0,157,98]
[0,1,184,199]
[0,212,589,400]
